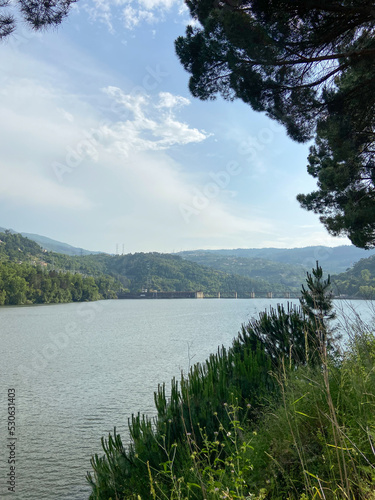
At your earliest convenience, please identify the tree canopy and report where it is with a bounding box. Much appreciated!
[175,0,375,248]
[0,0,77,40]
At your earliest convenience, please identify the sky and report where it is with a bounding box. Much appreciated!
[0,0,351,254]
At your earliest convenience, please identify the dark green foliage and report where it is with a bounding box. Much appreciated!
[297,60,375,249]
[235,303,318,368]
[0,261,109,305]
[88,328,375,500]
[0,232,121,305]
[300,262,335,325]
[176,0,375,142]
[332,253,375,298]
[0,0,77,40]
[87,266,375,499]
[300,262,339,357]
[84,251,277,296]
[0,230,41,261]
[179,253,307,291]
[176,0,375,248]
[0,230,290,301]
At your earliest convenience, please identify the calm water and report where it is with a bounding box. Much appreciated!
[0,298,372,499]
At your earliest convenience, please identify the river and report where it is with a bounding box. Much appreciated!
[0,298,373,499]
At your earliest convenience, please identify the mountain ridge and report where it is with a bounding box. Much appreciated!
[2,225,375,276]
[0,227,101,256]
[177,246,375,274]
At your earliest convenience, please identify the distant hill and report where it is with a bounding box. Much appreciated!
[4,225,375,297]
[0,231,121,305]
[332,254,375,298]
[0,231,292,298]
[0,227,100,256]
[42,250,293,296]
[174,253,307,288]
[2,226,372,273]
[100,252,288,295]
[19,232,100,256]
[177,246,375,274]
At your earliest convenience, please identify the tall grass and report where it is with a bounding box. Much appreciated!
[248,329,375,499]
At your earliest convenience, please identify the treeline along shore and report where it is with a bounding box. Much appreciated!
[2,230,375,306]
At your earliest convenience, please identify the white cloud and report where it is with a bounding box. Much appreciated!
[102,150,274,252]
[102,87,209,153]
[83,0,185,31]
[0,72,263,250]
[157,92,190,109]
[122,5,159,29]
[0,75,98,211]
[0,52,235,250]
[83,0,115,31]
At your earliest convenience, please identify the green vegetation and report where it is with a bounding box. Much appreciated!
[333,254,375,298]
[0,262,114,305]
[87,264,375,499]
[25,245,288,296]
[178,252,307,291]
[102,252,282,296]
[177,246,375,275]
[176,0,375,248]
[7,228,375,303]
[0,231,120,305]
[7,227,375,275]
[0,230,294,304]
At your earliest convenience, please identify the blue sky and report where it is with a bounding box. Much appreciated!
[0,0,351,253]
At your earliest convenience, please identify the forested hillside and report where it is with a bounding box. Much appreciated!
[332,255,375,298]
[102,252,282,295]
[5,229,375,301]
[0,231,120,305]
[178,246,375,274]
[177,252,307,288]
[0,231,292,304]
[47,251,287,296]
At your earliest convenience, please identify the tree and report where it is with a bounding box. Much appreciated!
[297,60,375,248]
[175,0,375,247]
[236,303,318,368]
[300,261,338,353]
[0,0,77,40]
[300,262,335,323]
